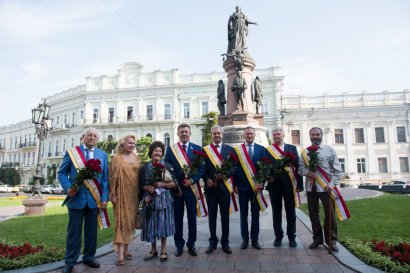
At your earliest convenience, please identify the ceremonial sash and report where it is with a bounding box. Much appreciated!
[266,144,300,207]
[302,149,350,221]
[234,144,268,212]
[203,144,238,213]
[170,143,208,217]
[67,146,110,229]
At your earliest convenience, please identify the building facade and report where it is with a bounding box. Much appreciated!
[0,62,408,185]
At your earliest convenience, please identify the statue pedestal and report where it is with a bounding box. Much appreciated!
[22,197,48,216]
[222,124,269,147]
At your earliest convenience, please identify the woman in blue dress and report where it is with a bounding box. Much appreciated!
[138,141,179,262]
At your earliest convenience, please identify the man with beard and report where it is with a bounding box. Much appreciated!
[298,127,343,252]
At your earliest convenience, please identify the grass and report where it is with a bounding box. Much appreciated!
[0,196,64,207]
[299,193,410,241]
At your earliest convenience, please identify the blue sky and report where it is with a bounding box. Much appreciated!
[0,0,409,126]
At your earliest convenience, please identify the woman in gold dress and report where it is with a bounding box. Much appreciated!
[109,135,140,265]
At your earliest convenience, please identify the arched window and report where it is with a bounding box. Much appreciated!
[164,133,170,148]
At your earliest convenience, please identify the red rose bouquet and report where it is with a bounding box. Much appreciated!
[214,151,239,183]
[182,150,207,184]
[265,152,297,191]
[62,158,102,207]
[307,145,320,186]
[144,161,166,220]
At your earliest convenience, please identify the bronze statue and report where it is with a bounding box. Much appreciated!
[227,6,257,54]
[217,80,226,115]
[252,76,263,114]
[231,72,247,111]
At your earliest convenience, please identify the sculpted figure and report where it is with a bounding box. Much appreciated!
[227,6,257,54]
[253,76,263,114]
[231,72,247,111]
[217,80,226,115]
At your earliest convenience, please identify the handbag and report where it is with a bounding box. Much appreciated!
[135,207,143,229]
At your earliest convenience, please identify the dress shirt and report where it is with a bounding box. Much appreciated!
[298,144,343,192]
[213,142,222,154]
[84,146,94,159]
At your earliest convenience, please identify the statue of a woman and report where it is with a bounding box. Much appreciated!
[227,6,257,54]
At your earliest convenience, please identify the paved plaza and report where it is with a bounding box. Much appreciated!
[3,189,384,273]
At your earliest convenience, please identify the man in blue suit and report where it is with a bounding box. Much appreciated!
[266,128,303,248]
[58,127,109,273]
[164,123,205,257]
[203,125,237,254]
[234,126,266,250]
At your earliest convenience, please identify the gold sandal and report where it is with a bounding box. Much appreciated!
[160,252,168,262]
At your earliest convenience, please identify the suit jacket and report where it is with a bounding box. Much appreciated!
[164,142,205,197]
[203,144,238,194]
[266,143,303,192]
[234,143,266,192]
[58,145,109,209]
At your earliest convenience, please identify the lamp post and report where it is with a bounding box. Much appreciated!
[31,101,53,196]
[22,101,52,215]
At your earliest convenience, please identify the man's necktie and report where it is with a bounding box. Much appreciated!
[85,149,90,161]
[247,144,253,160]
[182,144,187,154]
[215,144,220,148]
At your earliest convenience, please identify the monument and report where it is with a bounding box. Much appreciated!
[219,6,268,146]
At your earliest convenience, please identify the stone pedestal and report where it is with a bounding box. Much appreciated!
[222,124,268,147]
[22,197,48,216]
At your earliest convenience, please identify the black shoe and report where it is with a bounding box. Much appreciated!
[205,245,216,254]
[175,248,183,257]
[83,259,100,268]
[252,241,262,250]
[62,264,73,273]
[240,241,249,249]
[289,240,297,248]
[328,244,339,252]
[309,241,323,249]
[188,247,198,256]
[274,237,282,247]
[222,245,232,254]
[144,251,158,261]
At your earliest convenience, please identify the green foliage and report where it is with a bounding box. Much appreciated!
[341,238,409,273]
[0,163,20,186]
[46,164,57,184]
[96,140,118,156]
[199,111,218,146]
[136,136,152,164]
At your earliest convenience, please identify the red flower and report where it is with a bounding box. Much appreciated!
[152,162,165,169]
[193,150,207,158]
[285,152,297,163]
[307,145,319,152]
[229,151,239,162]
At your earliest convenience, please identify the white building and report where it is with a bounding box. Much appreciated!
[0,62,408,185]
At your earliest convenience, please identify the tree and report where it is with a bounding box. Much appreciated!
[0,163,20,186]
[198,111,218,146]
[96,140,118,158]
[136,136,152,164]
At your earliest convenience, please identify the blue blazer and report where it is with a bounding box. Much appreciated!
[203,144,238,193]
[234,143,266,192]
[58,145,109,209]
[164,142,205,197]
[266,144,303,192]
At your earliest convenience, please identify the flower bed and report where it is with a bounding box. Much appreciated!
[371,240,410,265]
[0,242,43,259]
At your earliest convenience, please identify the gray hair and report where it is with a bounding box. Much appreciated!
[244,126,255,133]
[272,127,284,133]
[83,127,99,139]
[211,125,224,133]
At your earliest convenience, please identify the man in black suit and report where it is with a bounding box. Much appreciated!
[266,128,303,248]
[203,126,237,254]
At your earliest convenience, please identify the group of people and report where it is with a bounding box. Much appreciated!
[58,125,343,273]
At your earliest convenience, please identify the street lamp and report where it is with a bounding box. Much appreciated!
[31,101,53,196]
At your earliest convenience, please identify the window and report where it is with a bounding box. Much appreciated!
[108,108,114,122]
[80,110,84,119]
[400,157,409,172]
[72,113,75,125]
[354,128,364,143]
[93,109,98,123]
[147,105,153,120]
[262,98,268,114]
[62,139,66,153]
[27,152,30,165]
[164,104,171,119]
[334,129,344,144]
[378,158,388,173]
[375,127,385,143]
[56,116,60,125]
[64,114,67,125]
[183,103,190,118]
[397,126,406,142]
[71,138,74,148]
[201,102,209,116]
[32,152,35,165]
[127,106,133,121]
[339,158,345,173]
[291,130,300,145]
[164,133,170,148]
[357,158,366,173]
[55,140,59,156]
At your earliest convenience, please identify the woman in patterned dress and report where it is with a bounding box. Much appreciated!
[139,141,178,262]
[109,135,140,265]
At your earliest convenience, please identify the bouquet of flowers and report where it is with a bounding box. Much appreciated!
[62,158,102,207]
[182,150,207,184]
[266,152,297,191]
[307,145,320,185]
[145,161,165,220]
[214,151,239,184]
